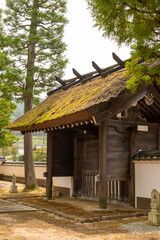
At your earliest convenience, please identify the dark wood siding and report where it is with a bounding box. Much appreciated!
[84,140,99,170]
[137,125,158,151]
[52,131,74,176]
[83,127,130,178]
[107,126,130,177]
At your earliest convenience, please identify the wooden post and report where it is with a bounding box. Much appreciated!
[82,141,86,196]
[99,119,108,209]
[73,137,78,196]
[46,131,53,199]
[158,125,160,151]
[129,127,137,206]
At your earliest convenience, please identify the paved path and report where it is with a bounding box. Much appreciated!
[0,180,43,213]
[0,199,39,213]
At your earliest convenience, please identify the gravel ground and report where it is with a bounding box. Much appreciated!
[0,181,160,239]
[121,220,160,233]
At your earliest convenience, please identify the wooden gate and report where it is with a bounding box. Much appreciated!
[81,138,129,202]
[83,169,129,202]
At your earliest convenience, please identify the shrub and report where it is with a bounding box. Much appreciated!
[33,146,47,162]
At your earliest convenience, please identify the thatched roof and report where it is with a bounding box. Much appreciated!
[7,59,160,132]
[7,67,129,131]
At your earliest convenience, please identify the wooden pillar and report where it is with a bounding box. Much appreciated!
[46,131,53,199]
[129,127,137,206]
[81,141,86,196]
[99,120,108,209]
[73,137,78,196]
[158,125,160,151]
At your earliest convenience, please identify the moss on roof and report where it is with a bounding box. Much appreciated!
[7,68,128,130]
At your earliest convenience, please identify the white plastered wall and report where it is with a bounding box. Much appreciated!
[0,163,73,196]
[134,161,160,207]
[0,164,46,179]
[53,176,73,196]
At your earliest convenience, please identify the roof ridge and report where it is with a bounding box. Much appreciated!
[47,53,130,96]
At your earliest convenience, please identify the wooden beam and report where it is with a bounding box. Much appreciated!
[47,85,63,96]
[92,61,103,74]
[99,119,108,209]
[95,86,149,123]
[137,102,150,116]
[112,52,125,68]
[101,65,123,78]
[141,99,156,116]
[108,119,158,128]
[154,98,160,109]
[151,102,160,113]
[150,85,160,102]
[136,104,148,119]
[55,76,66,86]
[129,127,137,206]
[108,119,135,128]
[46,131,53,199]
[72,68,83,81]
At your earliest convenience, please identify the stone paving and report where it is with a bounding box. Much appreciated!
[0,199,39,213]
[0,180,44,213]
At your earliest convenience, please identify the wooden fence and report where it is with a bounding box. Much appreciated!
[83,170,129,202]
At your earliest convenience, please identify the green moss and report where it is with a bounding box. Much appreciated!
[7,69,127,129]
[23,184,38,191]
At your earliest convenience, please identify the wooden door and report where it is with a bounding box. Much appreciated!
[82,140,99,198]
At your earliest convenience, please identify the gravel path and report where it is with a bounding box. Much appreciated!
[121,221,160,233]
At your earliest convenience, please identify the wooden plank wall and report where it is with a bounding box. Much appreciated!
[83,126,130,177]
[107,126,130,177]
[52,131,74,176]
[85,140,99,170]
[137,125,158,151]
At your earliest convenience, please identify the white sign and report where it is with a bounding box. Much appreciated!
[137,125,148,132]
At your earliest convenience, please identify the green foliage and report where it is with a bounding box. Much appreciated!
[0,144,18,161]
[33,146,47,162]
[10,145,18,161]
[19,154,24,161]
[1,0,68,102]
[11,102,24,122]
[0,146,11,156]
[0,13,21,148]
[0,0,68,188]
[87,0,160,91]
[0,98,18,147]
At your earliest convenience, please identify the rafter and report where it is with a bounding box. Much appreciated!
[92,61,103,74]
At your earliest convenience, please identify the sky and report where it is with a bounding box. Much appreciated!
[64,0,131,79]
[1,0,131,80]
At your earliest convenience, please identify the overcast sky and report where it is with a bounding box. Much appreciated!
[64,0,131,79]
[1,0,131,80]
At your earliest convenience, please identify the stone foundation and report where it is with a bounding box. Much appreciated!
[53,186,70,197]
[137,197,151,210]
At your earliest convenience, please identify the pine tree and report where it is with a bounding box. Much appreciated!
[0,13,18,149]
[87,0,160,92]
[0,98,17,148]
[1,0,68,189]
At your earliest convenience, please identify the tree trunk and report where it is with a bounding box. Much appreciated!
[24,93,37,189]
[24,132,37,189]
[23,0,38,189]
